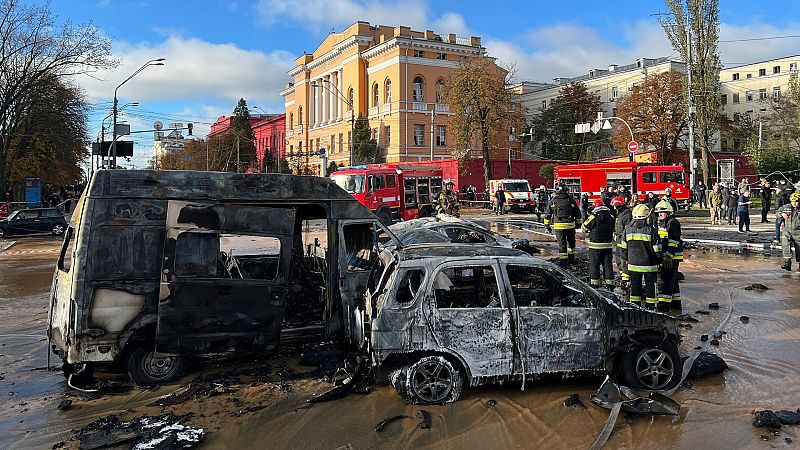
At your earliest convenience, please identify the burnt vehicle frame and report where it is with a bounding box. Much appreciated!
[388,216,539,254]
[362,245,681,404]
[48,170,396,385]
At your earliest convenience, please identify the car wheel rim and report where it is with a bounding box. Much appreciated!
[53,225,64,234]
[411,360,453,402]
[635,348,674,390]
[142,352,178,380]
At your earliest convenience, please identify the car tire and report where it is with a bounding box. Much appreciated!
[390,355,464,404]
[0,227,4,238]
[126,346,186,386]
[51,224,65,235]
[377,208,393,226]
[621,335,681,391]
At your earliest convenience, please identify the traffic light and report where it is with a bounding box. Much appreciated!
[187,123,193,136]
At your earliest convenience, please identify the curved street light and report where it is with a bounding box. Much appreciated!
[111,58,165,167]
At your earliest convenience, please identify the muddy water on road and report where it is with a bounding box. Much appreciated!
[1,238,799,449]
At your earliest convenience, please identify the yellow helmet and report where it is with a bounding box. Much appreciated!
[654,199,674,213]
[791,192,800,202]
[632,204,651,219]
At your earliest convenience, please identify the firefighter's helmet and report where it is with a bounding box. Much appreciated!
[592,199,604,208]
[654,200,674,213]
[445,179,455,187]
[665,187,673,194]
[540,185,546,190]
[558,183,569,193]
[632,204,651,219]
[611,196,625,207]
[791,192,800,202]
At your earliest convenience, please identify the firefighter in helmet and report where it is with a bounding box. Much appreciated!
[582,199,615,288]
[438,180,460,217]
[612,195,634,288]
[619,204,662,308]
[655,199,684,311]
[780,192,800,271]
[545,183,581,266]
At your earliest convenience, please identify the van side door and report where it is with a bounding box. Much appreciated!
[157,201,295,355]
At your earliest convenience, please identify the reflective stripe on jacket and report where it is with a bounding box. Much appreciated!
[545,191,580,229]
[619,219,662,272]
[582,206,615,250]
[658,215,684,261]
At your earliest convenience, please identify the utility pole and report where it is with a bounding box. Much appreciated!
[206,142,209,171]
[430,109,435,160]
[758,121,763,152]
[686,14,697,189]
[236,139,240,173]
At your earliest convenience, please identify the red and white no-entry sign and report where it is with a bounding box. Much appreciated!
[628,141,639,153]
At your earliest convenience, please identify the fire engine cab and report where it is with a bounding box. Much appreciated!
[554,161,691,208]
[331,164,443,223]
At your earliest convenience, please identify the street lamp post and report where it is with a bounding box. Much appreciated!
[318,80,355,167]
[112,58,165,168]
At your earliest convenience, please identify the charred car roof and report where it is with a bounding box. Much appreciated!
[395,244,531,261]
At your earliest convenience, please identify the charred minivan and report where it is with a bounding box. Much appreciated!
[364,245,682,404]
[48,170,395,385]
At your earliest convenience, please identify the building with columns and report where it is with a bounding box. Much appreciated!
[280,21,516,173]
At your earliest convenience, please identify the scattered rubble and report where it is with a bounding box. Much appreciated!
[744,283,769,291]
[695,310,710,315]
[564,394,587,410]
[740,316,750,323]
[374,411,431,432]
[75,413,203,450]
[685,352,728,379]
[417,410,432,429]
[486,399,497,407]
[700,335,709,342]
[775,409,800,425]
[753,410,783,430]
[674,314,700,323]
[710,339,720,346]
[374,415,412,432]
[56,399,72,411]
[708,302,720,310]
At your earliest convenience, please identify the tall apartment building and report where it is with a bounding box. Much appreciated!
[280,21,513,172]
[718,54,800,151]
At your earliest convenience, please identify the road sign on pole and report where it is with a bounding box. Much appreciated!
[628,141,639,153]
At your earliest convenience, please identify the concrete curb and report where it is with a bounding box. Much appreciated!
[0,240,17,253]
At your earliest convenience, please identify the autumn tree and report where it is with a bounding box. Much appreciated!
[659,0,722,184]
[352,114,379,164]
[0,0,114,185]
[610,71,687,164]
[441,56,521,188]
[530,82,610,161]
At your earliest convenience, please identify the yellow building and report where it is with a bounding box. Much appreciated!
[281,21,504,173]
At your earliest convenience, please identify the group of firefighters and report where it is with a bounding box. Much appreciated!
[544,183,684,312]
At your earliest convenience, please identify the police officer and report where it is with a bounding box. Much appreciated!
[613,195,635,288]
[545,184,581,266]
[619,204,662,308]
[780,192,800,271]
[655,200,684,311]
[438,180,460,217]
[582,199,615,289]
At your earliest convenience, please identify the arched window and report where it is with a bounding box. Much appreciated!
[435,79,444,104]
[298,106,303,125]
[347,87,354,111]
[372,83,379,107]
[289,112,294,129]
[385,79,392,104]
[413,76,424,102]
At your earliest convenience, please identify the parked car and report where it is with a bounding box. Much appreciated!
[363,244,681,404]
[389,216,540,254]
[0,208,66,238]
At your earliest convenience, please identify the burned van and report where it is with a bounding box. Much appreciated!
[48,170,395,385]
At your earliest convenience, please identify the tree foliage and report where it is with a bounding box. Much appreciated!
[530,82,610,161]
[611,71,687,164]
[659,0,722,183]
[0,0,115,185]
[229,98,257,171]
[352,114,379,164]
[441,56,521,188]
[539,163,556,182]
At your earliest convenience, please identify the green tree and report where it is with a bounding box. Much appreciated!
[0,0,114,185]
[539,163,556,183]
[531,82,610,161]
[352,114,379,164]
[327,161,339,175]
[659,0,722,184]
[229,98,257,171]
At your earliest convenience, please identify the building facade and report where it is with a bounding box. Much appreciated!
[208,113,286,172]
[280,21,515,173]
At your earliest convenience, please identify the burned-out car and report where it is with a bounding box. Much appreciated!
[389,216,540,254]
[363,245,681,404]
[48,170,396,385]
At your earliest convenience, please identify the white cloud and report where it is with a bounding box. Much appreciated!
[431,12,470,37]
[718,22,800,67]
[76,35,295,109]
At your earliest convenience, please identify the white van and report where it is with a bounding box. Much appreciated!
[488,179,535,213]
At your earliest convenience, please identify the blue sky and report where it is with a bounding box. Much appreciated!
[48,0,800,168]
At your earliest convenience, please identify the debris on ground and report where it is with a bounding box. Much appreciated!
[753,410,783,430]
[75,413,203,450]
[696,310,711,315]
[564,393,588,410]
[674,314,700,323]
[417,410,432,429]
[775,409,800,425]
[486,399,497,407]
[708,302,720,310]
[307,355,372,404]
[710,339,720,346]
[591,378,680,416]
[685,352,728,379]
[375,415,412,432]
[700,334,709,342]
[56,399,72,411]
[745,283,769,291]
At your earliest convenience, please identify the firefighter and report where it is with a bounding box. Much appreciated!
[438,180,460,217]
[661,187,679,213]
[535,185,548,219]
[780,192,800,271]
[619,204,662,308]
[582,199,615,289]
[655,200,684,311]
[613,195,635,288]
[545,184,581,266]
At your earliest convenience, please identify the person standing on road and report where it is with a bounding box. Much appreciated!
[739,177,750,195]
[494,184,506,215]
[779,193,800,271]
[655,200,684,312]
[709,183,723,225]
[545,184,581,266]
[759,178,772,223]
[726,188,739,225]
[535,186,548,220]
[737,190,752,233]
[619,204,662,308]
[661,187,680,213]
[582,199,616,289]
[614,195,636,288]
[696,180,708,208]
[775,186,790,244]
[579,191,590,222]
[720,182,730,220]
[438,180,460,217]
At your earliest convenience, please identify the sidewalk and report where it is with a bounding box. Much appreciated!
[679,208,779,245]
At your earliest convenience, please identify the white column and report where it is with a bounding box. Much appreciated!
[309,79,315,129]
[325,75,332,124]
[331,71,338,122]
[317,78,323,124]
[315,79,321,125]
[338,69,344,120]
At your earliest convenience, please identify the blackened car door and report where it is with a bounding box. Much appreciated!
[157,201,295,355]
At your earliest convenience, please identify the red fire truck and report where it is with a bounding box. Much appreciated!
[554,161,691,208]
[330,164,443,223]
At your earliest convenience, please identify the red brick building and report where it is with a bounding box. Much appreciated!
[209,113,286,172]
